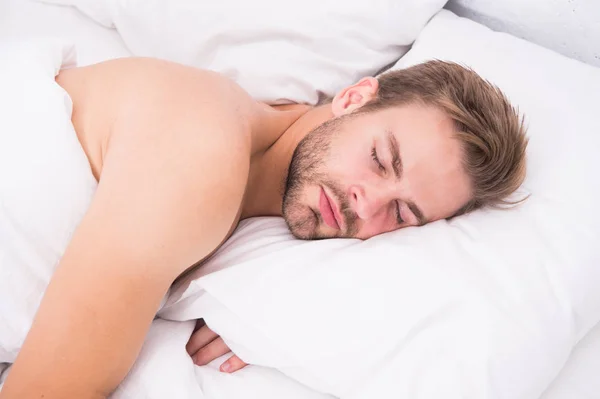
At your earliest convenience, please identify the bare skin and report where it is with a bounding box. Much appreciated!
[0,58,307,398]
[0,57,471,397]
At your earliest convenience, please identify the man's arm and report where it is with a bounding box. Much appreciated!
[0,63,254,398]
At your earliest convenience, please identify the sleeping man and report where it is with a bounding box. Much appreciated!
[0,57,527,398]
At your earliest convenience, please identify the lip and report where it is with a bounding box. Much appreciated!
[319,187,342,230]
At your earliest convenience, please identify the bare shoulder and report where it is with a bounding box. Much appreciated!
[117,57,257,130]
[61,57,256,143]
[57,58,261,265]
[57,58,261,187]
[60,57,257,272]
[97,58,255,270]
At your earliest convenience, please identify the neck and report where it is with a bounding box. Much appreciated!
[241,104,334,219]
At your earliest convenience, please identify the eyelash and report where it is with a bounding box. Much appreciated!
[395,201,404,225]
[371,147,385,172]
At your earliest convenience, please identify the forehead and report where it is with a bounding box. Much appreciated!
[354,103,453,139]
[379,104,457,153]
[355,104,472,219]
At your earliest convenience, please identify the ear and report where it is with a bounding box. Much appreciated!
[330,77,379,117]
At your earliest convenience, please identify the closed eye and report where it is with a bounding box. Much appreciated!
[395,201,404,225]
[371,147,385,172]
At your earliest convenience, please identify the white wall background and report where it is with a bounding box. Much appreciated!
[445,0,600,67]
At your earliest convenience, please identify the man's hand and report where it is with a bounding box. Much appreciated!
[186,320,248,373]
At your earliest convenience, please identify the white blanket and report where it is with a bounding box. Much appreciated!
[0,39,97,367]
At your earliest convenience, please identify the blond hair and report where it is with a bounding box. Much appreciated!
[360,60,528,215]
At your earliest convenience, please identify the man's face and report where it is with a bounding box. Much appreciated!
[282,103,472,240]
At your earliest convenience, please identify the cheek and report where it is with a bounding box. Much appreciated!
[355,216,398,239]
[327,138,371,182]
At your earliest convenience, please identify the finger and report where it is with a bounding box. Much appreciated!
[186,325,218,355]
[220,355,248,373]
[192,337,231,366]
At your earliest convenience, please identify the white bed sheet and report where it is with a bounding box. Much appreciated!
[0,1,597,398]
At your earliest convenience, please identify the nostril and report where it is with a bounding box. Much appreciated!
[349,186,362,209]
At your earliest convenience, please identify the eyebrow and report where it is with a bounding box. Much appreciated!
[386,130,403,180]
[386,130,428,226]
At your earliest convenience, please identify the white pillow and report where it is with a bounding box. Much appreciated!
[158,10,600,399]
[37,0,447,104]
[112,318,336,399]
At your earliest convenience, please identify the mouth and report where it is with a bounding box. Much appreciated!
[319,187,342,230]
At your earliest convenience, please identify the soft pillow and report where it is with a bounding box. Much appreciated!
[112,318,335,399]
[158,10,600,399]
[37,0,447,104]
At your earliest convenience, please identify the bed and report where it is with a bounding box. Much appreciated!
[1,1,599,398]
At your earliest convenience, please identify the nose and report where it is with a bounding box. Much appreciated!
[349,184,389,220]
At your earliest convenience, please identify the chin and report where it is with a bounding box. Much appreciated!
[284,178,346,239]
[286,214,344,241]
[289,227,316,240]
[283,204,319,240]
